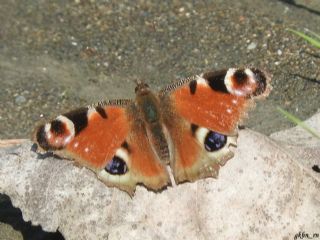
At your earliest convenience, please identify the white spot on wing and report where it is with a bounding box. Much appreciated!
[224,68,237,94]
[244,68,256,84]
[64,135,73,145]
[195,127,210,144]
[87,107,97,119]
[115,148,130,164]
[234,89,247,96]
[56,115,75,138]
[196,75,207,85]
[44,123,52,139]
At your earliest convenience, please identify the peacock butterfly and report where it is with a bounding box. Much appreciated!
[33,68,271,195]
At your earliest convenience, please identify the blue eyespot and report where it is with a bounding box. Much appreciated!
[105,156,128,175]
[204,131,227,152]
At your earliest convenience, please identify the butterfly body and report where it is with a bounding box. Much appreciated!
[34,68,270,195]
[134,83,170,163]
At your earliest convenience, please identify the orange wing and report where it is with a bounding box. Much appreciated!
[161,68,270,183]
[34,101,170,195]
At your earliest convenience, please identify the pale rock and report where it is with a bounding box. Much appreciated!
[0,114,319,240]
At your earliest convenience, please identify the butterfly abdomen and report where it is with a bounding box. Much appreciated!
[135,87,170,162]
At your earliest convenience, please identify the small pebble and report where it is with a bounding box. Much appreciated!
[15,95,26,105]
[247,42,257,50]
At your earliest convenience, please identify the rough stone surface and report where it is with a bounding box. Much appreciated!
[0,125,319,240]
[271,111,320,177]
[271,111,320,147]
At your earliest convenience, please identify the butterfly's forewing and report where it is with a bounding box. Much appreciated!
[34,100,170,195]
[160,68,270,183]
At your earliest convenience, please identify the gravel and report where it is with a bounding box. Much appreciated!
[0,0,319,239]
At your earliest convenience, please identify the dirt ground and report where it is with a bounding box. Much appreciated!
[0,0,319,239]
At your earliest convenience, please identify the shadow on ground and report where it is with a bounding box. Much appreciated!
[0,194,64,240]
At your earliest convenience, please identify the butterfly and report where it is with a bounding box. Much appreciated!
[34,68,270,195]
